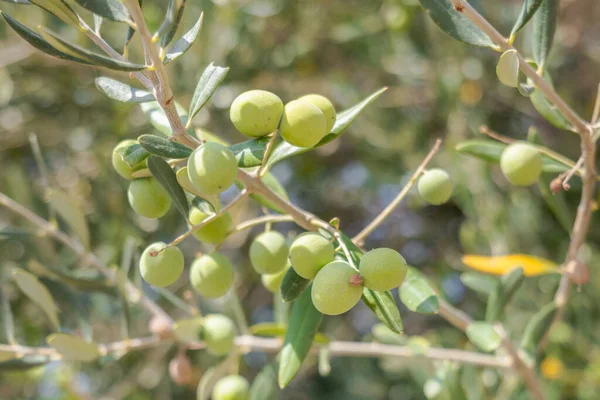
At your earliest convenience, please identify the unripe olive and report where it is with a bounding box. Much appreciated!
[298,94,336,133]
[112,139,140,180]
[139,242,184,287]
[261,264,290,293]
[500,142,542,186]
[212,375,250,400]
[168,352,193,385]
[311,261,363,315]
[189,207,232,244]
[189,253,233,298]
[279,100,327,148]
[202,314,236,356]
[289,233,335,279]
[127,177,172,218]
[187,142,238,195]
[359,248,408,291]
[230,90,283,137]
[417,168,453,205]
[249,231,288,274]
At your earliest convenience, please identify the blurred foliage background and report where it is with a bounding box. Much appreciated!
[1,0,600,399]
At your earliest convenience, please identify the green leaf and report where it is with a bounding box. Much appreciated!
[140,101,192,136]
[1,13,91,64]
[538,173,573,233]
[279,267,310,303]
[230,137,269,168]
[465,322,502,352]
[39,28,148,71]
[446,364,468,400]
[399,267,439,314]
[72,0,131,22]
[95,77,154,103]
[250,361,279,400]
[11,269,60,330]
[46,333,101,362]
[188,63,230,122]
[362,288,404,334]
[418,0,494,47]
[520,302,558,354]
[532,0,559,70]
[249,172,290,213]
[115,143,150,168]
[460,272,498,296]
[0,355,50,371]
[29,0,79,25]
[154,0,186,48]
[138,134,192,159]
[455,139,570,173]
[249,323,329,345]
[510,0,543,38]
[124,0,141,46]
[147,155,189,219]
[47,189,90,249]
[496,49,519,88]
[278,286,323,388]
[485,267,524,322]
[1,0,33,4]
[163,12,204,65]
[266,88,387,167]
[28,259,115,294]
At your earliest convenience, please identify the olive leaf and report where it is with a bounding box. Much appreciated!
[399,267,439,314]
[72,0,131,22]
[230,137,270,168]
[279,267,310,302]
[510,0,543,38]
[485,267,524,322]
[154,0,186,48]
[95,77,154,103]
[29,0,80,25]
[362,288,404,334]
[163,12,204,65]
[47,189,90,249]
[147,155,189,219]
[496,49,519,88]
[138,134,193,159]
[250,361,279,400]
[11,269,60,330]
[0,355,50,371]
[520,302,558,355]
[460,272,498,296]
[115,142,150,168]
[465,322,502,352]
[46,333,101,362]
[188,63,230,123]
[532,0,559,70]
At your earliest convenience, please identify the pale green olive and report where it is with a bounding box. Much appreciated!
[289,232,335,279]
[261,264,290,293]
[500,142,542,186]
[417,169,453,205]
[359,248,407,291]
[189,253,234,298]
[139,242,184,287]
[127,177,172,218]
[187,142,238,195]
[202,314,236,356]
[279,100,327,148]
[298,94,336,133]
[189,207,232,244]
[249,231,289,274]
[311,261,363,315]
[230,90,283,137]
[212,375,250,400]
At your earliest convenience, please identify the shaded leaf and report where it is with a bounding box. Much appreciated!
[520,302,558,354]
[230,137,269,168]
[154,0,186,48]
[115,142,150,168]
[29,0,79,24]
[72,0,131,22]
[399,267,439,314]
[138,134,192,159]
[12,269,59,330]
[532,0,559,70]
[496,49,519,88]
[362,288,404,334]
[188,63,230,122]
[163,12,203,65]
[418,0,494,47]
[278,286,323,388]
[47,189,90,249]
[461,254,559,276]
[279,267,309,303]
[485,267,524,322]
[510,0,543,37]
[250,361,279,400]
[466,322,501,352]
[446,364,468,400]
[46,333,101,362]
[95,77,154,103]
[460,272,498,296]
[147,155,190,219]
[0,355,50,371]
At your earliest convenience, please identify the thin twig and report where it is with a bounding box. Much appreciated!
[231,215,295,233]
[562,156,585,190]
[258,130,279,177]
[353,139,442,245]
[592,83,600,125]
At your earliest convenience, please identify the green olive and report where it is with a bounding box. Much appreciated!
[202,314,236,355]
[127,177,172,218]
[189,207,232,244]
[279,100,327,148]
[249,231,289,274]
[500,142,542,186]
[311,261,363,315]
[212,375,250,400]
[112,139,141,180]
[298,94,336,133]
[261,264,290,293]
[289,232,335,279]
[187,142,238,195]
[359,248,407,291]
[189,253,233,298]
[417,168,453,205]
[230,90,283,137]
[139,242,184,287]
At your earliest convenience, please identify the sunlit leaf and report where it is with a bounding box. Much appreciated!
[95,77,154,103]
[154,0,186,48]
[230,137,269,168]
[461,254,559,276]
[362,289,404,334]
[466,322,501,352]
[12,269,59,330]
[532,0,559,70]
[163,12,203,65]
[46,333,101,362]
[29,0,79,25]
[399,267,439,314]
[188,63,230,123]
[138,134,192,159]
[250,361,279,400]
[510,0,543,38]
[72,0,131,22]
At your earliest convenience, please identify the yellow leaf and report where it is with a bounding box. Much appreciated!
[461,254,559,277]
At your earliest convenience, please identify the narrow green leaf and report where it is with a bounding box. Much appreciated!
[266,88,387,167]
[230,137,269,168]
[1,13,91,64]
[46,333,101,362]
[1,0,33,4]
[72,0,131,22]
[0,356,49,371]
[520,302,558,354]
[29,0,79,25]
[466,322,502,352]
[486,267,524,322]
[154,0,186,48]
[140,101,192,136]
[362,288,404,334]
[115,142,150,168]
[95,77,154,103]
[279,268,309,303]
[418,0,494,47]
[538,173,573,233]
[0,227,35,239]
[29,259,115,294]
[510,0,543,38]
[40,28,148,71]
[188,63,230,121]
[460,272,498,296]
[163,12,203,65]
[446,364,468,400]
[138,134,192,159]
[11,269,60,330]
[124,0,141,46]
[532,0,559,70]
[399,267,439,314]
[496,49,519,88]
[147,155,189,219]
[278,286,323,388]
[250,361,279,400]
[47,189,90,249]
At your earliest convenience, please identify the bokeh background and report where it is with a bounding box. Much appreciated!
[1,0,600,399]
